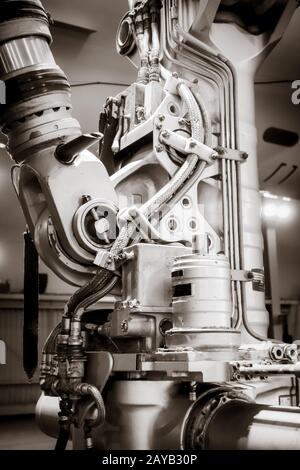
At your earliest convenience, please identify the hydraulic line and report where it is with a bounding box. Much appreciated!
[54,397,72,451]
[54,424,70,451]
[67,83,206,318]
[149,0,161,81]
[76,383,106,428]
[134,4,149,84]
[169,18,234,146]
[165,2,276,341]
[163,43,231,261]
[43,322,61,355]
[53,383,105,450]
[165,13,234,264]
[23,228,39,380]
[164,3,239,322]
[72,275,119,321]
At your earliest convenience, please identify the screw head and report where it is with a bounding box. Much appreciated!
[82,194,92,204]
[158,114,165,121]
[189,140,196,148]
[216,147,225,155]
[242,152,248,160]
[156,145,164,152]
[129,208,137,218]
[121,320,128,332]
[161,130,170,138]
[172,72,179,78]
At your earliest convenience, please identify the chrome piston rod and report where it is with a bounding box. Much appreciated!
[205,402,300,450]
[181,388,300,450]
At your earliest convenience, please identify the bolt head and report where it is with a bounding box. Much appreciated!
[158,114,165,121]
[95,218,109,235]
[172,72,179,78]
[121,320,128,332]
[217,147,225,155]
[129,209,137,217]
[156,145,164,152]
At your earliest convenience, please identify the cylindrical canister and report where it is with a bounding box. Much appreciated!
[171,253,232,329]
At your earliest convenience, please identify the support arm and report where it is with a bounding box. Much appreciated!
[0,0,117,286]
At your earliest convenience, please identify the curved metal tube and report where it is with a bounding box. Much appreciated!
[77,383,106,428]
[66,82,205,318]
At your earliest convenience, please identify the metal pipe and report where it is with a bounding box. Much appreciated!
[166,2,274,340]
[231,160,243,328]
[221,159,229,258]
[149,12,160,82]
[67,80,207,318]
[76,383,106,428]
[205,401,300,450]
[66,78,206,318]
[226,158,236,320]
[182,386,300,450]
[233,363,300,375]
[164,3,241,326]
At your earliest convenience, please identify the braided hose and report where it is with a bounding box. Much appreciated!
[67,83,206,317]
[77,383,106,428]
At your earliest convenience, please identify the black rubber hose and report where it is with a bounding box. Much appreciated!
[54,425,70,451]
[23,228,39,380]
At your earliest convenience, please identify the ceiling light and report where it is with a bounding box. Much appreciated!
[277,204,292,219]
[261,191,278,199]
[263,203,277,218]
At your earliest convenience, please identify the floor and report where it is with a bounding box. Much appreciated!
[0,415,57,450]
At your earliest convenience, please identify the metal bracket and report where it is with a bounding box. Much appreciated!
[159,128,217,165]
[215,147,248,162]
[231,269,253,282]
[231,268,265,292]
[93,249,133,272]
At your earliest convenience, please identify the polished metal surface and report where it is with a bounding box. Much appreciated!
[172,253,232,329]
[2,0,300,451]
[0,37,56,78]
